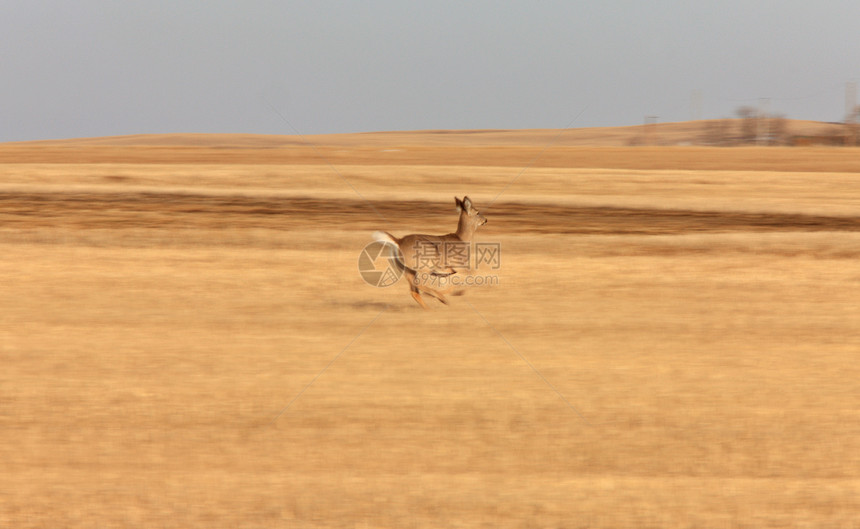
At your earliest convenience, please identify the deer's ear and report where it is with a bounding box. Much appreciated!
[454,197,463,211]
[462,196,472,209]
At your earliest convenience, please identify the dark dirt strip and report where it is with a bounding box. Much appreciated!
[2,191,859,235]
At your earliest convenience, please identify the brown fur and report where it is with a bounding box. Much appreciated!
[373,196,487,308]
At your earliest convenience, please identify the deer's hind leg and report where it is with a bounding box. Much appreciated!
[404,269,452,308]
[410,288,428,309]
[420,287,449,305]
[404,269,428,309]
[413,269,453,305]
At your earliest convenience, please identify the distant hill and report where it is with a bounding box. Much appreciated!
[3,119,851,148]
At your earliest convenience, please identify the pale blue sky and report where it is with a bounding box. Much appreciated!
[2,1,859,141]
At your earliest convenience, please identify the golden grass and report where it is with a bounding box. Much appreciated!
[1,130,859,528]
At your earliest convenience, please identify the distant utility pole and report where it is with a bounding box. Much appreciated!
[846,81,857,146]
[757,97,770,145]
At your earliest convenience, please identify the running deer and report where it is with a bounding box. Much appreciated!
[372,196,487,308]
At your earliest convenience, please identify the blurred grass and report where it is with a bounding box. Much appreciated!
[1,140,859,528]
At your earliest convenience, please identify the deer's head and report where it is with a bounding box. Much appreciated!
[454,196,487,241]
[456,196,487,226]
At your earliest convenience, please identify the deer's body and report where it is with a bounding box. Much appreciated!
[372,196,487,308]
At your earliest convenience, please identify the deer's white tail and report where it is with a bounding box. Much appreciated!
[372,230,399,245]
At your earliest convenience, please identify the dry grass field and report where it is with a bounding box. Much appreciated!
[1,124,859,528]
